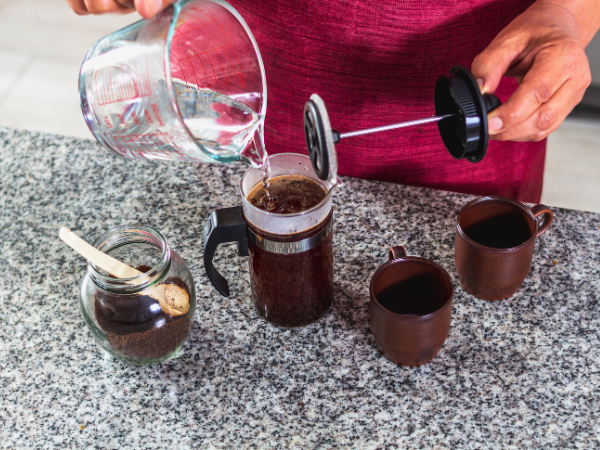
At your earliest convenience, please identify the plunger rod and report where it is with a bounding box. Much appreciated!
[334,113,456,142]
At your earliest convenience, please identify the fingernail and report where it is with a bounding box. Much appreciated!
[144,0,163,16]
[488,116,503,133]
[476,78,484,90]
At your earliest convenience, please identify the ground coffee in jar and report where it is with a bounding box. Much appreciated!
[94,266,192,361]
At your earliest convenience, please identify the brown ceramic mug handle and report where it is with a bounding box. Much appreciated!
[388,246,407,261]
[530,204,553,238]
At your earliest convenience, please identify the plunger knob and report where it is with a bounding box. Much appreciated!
[435,65,501,163]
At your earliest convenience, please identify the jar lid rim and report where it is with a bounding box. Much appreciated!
[87,224,171,292]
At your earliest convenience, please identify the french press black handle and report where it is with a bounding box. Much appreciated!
[202,206,249,297]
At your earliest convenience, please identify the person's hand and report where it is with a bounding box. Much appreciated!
[471,0,600,142]
[66,0,175,19]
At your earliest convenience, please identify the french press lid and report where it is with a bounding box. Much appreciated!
[434,66,501,163]
[304,65,502,180]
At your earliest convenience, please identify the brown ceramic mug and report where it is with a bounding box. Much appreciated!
[370,246,454,367]
[455,196,553,301]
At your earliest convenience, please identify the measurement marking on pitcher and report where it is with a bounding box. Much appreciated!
[219,47,235,85]
[177,46,234,88]
[211,17,245,88]
[173,8,214,38]
[96,55,152,105]
[171,10,244,88]
[212,47,230,84]
[180,54,210,88]
[177,60,190,88]
[197,56,209,86]
[114,131,182,158]
[205,50,219,85]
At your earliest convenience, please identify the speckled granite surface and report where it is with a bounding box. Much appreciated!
[0,126,599,449]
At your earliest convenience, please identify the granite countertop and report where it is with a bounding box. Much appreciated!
[0,127,599,449]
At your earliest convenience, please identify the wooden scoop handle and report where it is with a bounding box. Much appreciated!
[59,227,142,279]
[59,227,189,316]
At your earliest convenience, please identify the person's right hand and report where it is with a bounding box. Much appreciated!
[471,0,600,142]
[66,0,175,19]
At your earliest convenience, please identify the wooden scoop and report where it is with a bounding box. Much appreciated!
[59,227,189,316]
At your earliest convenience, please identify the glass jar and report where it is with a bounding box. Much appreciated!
[80,225,196,365]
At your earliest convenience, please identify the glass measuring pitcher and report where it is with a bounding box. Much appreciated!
[79,0,267,167]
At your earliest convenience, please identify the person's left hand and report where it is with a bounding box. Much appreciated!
[471,0,598,142]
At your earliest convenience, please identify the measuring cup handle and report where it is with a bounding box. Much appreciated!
[202,206,249,297]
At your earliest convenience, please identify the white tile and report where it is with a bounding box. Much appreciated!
[0,57,94,139]
[0,0,142,63]
[542,119,600,213]
[0,48,32,100]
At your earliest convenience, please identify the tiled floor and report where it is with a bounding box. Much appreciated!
[0,0,599,213]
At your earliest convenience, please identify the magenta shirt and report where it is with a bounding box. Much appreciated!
[230,0,546,203]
